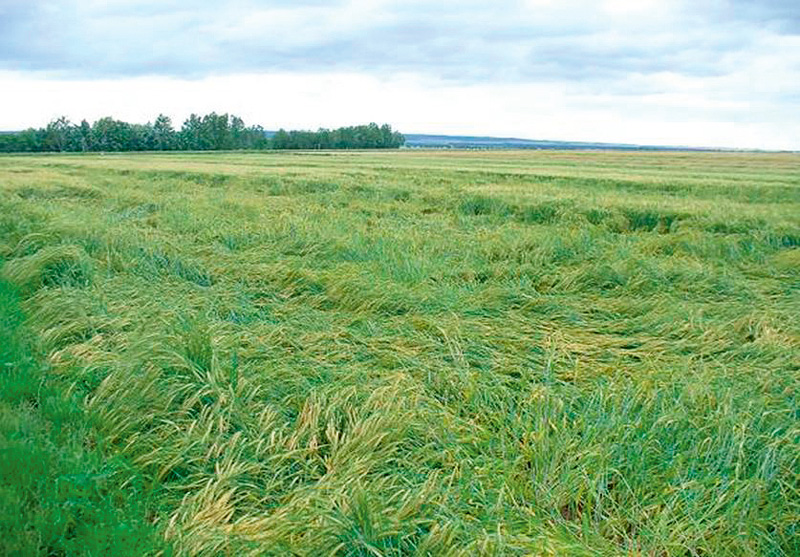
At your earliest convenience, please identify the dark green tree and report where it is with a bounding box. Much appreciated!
[43,117,74,152]
[152,114,177,150]
[180,114,204,150]
[78,120,93,151]
[91,117,133,151]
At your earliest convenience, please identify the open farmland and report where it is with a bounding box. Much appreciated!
[1,150,799,555]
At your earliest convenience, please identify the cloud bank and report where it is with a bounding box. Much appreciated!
[1,1,798,148]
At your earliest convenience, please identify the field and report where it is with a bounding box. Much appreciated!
[1,149,798,556]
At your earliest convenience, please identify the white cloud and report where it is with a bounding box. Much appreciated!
[1,69,797,150]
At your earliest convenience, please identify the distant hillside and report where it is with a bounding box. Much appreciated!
[402,134,713,151]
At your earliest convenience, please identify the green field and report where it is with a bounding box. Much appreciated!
[1,150,798,555]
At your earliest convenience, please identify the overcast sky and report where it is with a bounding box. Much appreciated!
[1,0,798,149]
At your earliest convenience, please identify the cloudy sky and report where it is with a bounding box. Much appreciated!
[1,0,798,149]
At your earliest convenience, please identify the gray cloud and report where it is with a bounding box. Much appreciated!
[728,0,800,31]
[1,0,798,95]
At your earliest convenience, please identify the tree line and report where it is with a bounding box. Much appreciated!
[271,124,404,149]
[0,114,405,152]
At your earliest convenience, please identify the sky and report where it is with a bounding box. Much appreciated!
[1,0,799,149]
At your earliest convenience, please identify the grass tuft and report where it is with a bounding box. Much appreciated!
[459,195,512,216]
[135,247,214,286]
[2,244,93,294]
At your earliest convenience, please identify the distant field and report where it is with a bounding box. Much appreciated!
[1,150,798,555]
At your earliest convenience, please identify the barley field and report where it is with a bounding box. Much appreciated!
[1,150,798,556]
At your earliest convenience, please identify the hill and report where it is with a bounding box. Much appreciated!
[402,133,715,151]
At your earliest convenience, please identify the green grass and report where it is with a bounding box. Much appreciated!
[0,277,170,555]
[0,149,798,555]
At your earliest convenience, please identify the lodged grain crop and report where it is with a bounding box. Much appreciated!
[1,150,798,555]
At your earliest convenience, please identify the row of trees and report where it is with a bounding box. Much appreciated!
[0,114,266,153]
[271,123,404,149]
[0,115,405,153]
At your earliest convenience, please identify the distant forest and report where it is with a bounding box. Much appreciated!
[0,114,405,152]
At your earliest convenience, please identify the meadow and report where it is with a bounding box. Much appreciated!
[0,149,798,555]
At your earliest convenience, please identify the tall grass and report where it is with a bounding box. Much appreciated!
[0,149,798,555]
[0,276,170,555]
